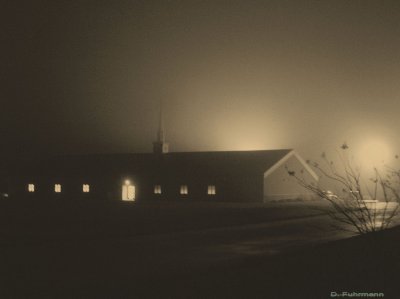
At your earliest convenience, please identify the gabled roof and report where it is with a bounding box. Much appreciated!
[160,150,293,176]
[13,149,294,178]
[263,150,319,181]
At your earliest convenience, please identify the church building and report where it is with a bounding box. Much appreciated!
[7,110,318,202]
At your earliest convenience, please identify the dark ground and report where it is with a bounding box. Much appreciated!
[0,200,398,298]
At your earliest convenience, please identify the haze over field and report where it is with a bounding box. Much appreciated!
[3,1,400,165]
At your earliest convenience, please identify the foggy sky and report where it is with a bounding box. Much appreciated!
[3,0,400,161]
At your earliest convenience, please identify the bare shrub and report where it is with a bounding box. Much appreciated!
[287,143,400,234]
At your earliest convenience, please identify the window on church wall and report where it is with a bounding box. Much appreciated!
[28,184,35,192]
[122,183,135,201]
[207,185,216,195]
[83,184,90,193]
[55,184,62,193]
[180,185,188,195]
[154,185,162,194]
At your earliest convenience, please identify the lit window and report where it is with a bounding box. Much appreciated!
[55,184,62,193]
[28,184,35,192]
[207,185,216,195]
[122,180,135,201]
[154,185,162,194]
[83,184,90,193]
[180,185,188,195]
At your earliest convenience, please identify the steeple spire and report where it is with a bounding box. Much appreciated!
[153,100,169,154]
[157,101,165,143]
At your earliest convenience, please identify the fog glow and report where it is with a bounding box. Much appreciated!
[358,138,392,169]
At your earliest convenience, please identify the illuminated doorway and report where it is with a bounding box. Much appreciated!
[122,180,135,201]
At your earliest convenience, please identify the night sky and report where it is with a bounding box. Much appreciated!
[3,0,400,163]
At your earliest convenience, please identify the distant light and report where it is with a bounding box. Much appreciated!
[125,180,131,185]
[358,138,392,168]
[2,193,8,198]
[323,190,337,200]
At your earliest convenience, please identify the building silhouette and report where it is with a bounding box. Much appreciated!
[7,109,318,202]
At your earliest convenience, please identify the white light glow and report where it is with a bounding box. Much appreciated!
[358,138,392,168]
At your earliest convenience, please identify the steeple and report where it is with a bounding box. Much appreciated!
[157,102,165,143]
[153,101,169,154]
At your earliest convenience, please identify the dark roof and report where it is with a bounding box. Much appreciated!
[12,149,293,178]
[159,150,292,176]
